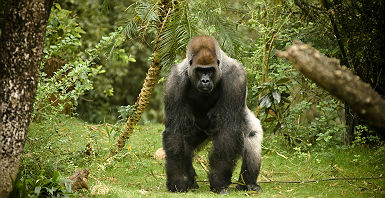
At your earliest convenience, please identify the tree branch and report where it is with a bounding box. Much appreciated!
[276,41,385,131]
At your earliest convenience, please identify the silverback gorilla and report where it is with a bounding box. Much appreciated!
[162,36,263,194]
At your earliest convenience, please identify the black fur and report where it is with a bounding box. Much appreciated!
[162,36,262,193]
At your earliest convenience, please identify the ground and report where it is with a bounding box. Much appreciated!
[21,116,385,197]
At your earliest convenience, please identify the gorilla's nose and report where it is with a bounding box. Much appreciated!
[201,79,210,84]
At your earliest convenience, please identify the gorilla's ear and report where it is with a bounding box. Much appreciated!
[189,60,193,65]
[217,59,220,65]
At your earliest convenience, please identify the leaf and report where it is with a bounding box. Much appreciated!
[46,186,57,195]
[34,186,41,195]
[75,27,86,34]
[282,97,290,103]
[272,90,281,103]
[259,95,272,109]
[54,3,61,10]
[276,77,290,85]
[58,178,72,184]
[52,170,61,183]
[264,117,276,122]
[128,57,136,62]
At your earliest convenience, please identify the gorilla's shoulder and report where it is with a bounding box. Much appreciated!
[221,54,245,75]
[171,58,189,76]
[221,55,246,84]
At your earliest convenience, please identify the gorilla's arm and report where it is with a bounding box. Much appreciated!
[164,60,191,130]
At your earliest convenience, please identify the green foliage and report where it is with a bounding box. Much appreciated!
[33,4,88,120]
[11,170,72,198]
[59,0,158,123]
[282,99,345,152]
[237,0,349,151]
[117,105,136,123]
[352,125,381,146]
[242,0,299,111]
[43,4,85,61]
[33,4,130,122]
[188,0,243,58]
[252,62,292,128]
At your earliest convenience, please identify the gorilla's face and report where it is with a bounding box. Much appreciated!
[194,66,216,93]
[187,44,222,94]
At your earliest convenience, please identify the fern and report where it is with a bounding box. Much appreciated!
[190,0,244,59]
[157,2,195,69]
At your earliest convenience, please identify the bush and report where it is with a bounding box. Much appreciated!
[33,4,129,122]
[11,170,72,198]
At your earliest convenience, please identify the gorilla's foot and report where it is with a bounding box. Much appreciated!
[188,180,199,189]
[167,184,188,193]
[236,184,262,192]
[167,178,199,192]
[167,180,189,192]
[211,187,230,194]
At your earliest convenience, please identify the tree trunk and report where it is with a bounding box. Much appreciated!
[344,103,358,144]
[0,0,53,196]
[321,0,357,145]
[277,41,385,131]
[109,0,174,157]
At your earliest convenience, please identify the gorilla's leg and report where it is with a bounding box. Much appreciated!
[236,130,262,192]
[163,129,207,192]
[163,129,189,192]
[184,130,208,189]
[208,131,241,194]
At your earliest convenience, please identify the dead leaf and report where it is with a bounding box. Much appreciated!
[333,164,344,172]
[330,182,338,187]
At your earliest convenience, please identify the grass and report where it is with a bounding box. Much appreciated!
[21,116,385,197]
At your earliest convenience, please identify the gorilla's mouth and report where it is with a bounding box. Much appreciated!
[198,86,213,93]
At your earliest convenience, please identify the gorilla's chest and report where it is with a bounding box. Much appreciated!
[185,85,221,130]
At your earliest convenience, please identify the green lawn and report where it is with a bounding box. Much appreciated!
[22,116,385,197]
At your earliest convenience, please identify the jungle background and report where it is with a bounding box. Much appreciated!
[1,0,384,197]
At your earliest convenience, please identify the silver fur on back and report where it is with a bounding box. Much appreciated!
[244,108,263,174]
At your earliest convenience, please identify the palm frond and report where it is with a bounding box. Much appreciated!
[121,0,244,70]
[121,1,160,40]
[157,2,197,69]
[192,0,244,59]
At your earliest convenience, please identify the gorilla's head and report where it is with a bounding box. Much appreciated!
[187,36,222,93]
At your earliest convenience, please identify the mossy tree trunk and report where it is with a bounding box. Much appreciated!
[109,0,174,157]
[0,0,53,196]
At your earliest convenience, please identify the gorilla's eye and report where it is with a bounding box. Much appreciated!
[189,60,193,65]
[217,59,220,65]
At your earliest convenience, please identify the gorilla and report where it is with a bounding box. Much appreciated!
[162,36,263,194]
